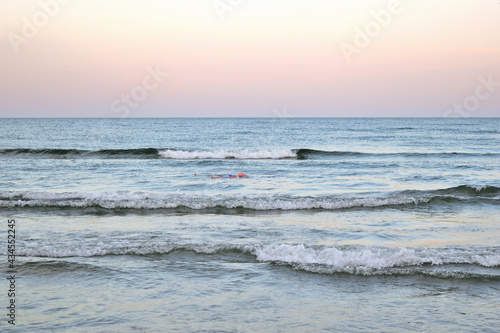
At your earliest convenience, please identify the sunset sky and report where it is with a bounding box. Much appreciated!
[1,0,499,117]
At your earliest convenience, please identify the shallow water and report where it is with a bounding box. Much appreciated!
[1,118,499,332]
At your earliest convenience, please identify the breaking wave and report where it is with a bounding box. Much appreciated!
[1,148,497,160]
[158,149,296,159]
[8,241,500,279]
[1,185,497,211]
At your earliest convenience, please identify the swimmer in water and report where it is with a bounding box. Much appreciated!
[194,172,246,178]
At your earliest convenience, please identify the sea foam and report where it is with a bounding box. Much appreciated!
[158,149,296,159]
[10,240,500,278]
[0,190,429,210]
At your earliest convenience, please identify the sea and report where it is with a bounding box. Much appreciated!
[0,117,499,332]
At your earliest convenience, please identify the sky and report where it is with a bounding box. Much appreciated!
[1,0,499,117]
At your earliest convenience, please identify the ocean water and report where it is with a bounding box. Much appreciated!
[1,117,499,332]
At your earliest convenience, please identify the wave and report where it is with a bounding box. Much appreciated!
[158,149,296,159]
[1,148,497,160]
[12,260,106,276]
[0,148,160,158]
[293,149,366,159]
[0,148,297,160]
[403,185,500,198]
[1,185,497,211]
[9,241,500,279]
[253,244,500,277]
[294,149,499,160]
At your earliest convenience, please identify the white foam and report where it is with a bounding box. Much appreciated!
[16,241,175,258]
[253,244,500,269]
[466,185,489,192]
[10,241,500,272]
[158,149,296,159]
[0,191,430,210]
[13,240,235,258]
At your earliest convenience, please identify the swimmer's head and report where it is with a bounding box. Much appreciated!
[238,173,245,177]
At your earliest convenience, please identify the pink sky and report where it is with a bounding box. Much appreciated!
[1,0,499,117]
